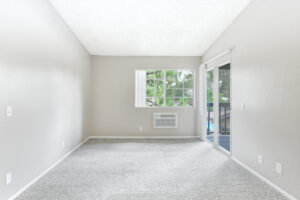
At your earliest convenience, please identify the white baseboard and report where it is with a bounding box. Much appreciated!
[8,137,90,200]
[231,156,297,200]
[89,135,202,139]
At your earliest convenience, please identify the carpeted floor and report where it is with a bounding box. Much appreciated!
[17,139,287,200]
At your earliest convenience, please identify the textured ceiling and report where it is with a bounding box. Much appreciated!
[49,0,252,56]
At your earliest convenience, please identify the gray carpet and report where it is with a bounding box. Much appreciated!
[17,139,287,200]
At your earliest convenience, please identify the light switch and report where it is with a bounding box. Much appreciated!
[240,103,245,111]
[258,155,263,165]
[6,173,12,185]
[6,106,13,118]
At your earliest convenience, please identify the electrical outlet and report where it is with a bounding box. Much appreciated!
[6,106,13,118]
[62,141,65,149]
[139,126,143,132]
[258,155,263,165]
[275,162,282,175]
[6,173,12,185]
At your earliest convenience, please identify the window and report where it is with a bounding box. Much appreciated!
[135,69,194,107]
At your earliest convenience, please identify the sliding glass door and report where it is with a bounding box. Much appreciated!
[218,64,231,151]
[206,70,214,143]
[206,63,231,152]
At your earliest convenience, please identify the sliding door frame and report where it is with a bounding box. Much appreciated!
[205,67,217,145]
[205,60,232,156]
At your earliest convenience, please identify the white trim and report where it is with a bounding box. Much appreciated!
[89,136,202,139]
[203,67,211,141]
[229,60,233,154]
[231,157,297,200]
[216,144,231,156]
[213,66,219,146]
[198,64,207,140]
[8,137,90,200]
[203,49,233,65]
[205,141,231,157]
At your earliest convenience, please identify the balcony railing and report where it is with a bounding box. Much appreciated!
[207,102,231,151]
[207,102,230,135]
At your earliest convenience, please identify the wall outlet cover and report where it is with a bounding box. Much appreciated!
[139,126,143,132]
[6,173,12,185]
[275,162,282,174]
[6,106,13,118]
[258,155,263,165]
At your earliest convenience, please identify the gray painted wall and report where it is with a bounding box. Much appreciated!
[0,0,91,199]
[2,0,299,199]
[90,56,201,137]
[203,0,300,198]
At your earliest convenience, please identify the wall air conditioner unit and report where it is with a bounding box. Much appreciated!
[153,113,177,128]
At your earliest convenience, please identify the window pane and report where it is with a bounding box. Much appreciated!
[155,97,164,107]
[166,89,174,97]
[166,79,176,88]
[179,70,193,88]
[175,71,184,88]
[166,89,183,97]
[146,70,155,79]
[173,98,183,106]
[166,98,174,106]
[184,98,193,107]
[155,80,164,89]
[155,80,164,97]
[183,70,193,79]
[166,78,183,88]
[146,80,154,88]
[155,70,164,79]
[219,66,230,103]
[155,88,164,98]
[184,78,193,88]
[146,98,155,107]
[136,69,194,108]
[184,89,193,97]
[146,89,154,97]
[174,89,183,97]
[207,70,214,103]
[166,70,176,80]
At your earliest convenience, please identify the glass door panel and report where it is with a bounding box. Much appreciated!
[206,70,214,143]
[218,64,231,151]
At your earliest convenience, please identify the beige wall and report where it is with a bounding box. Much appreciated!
[203,0,300,198]
[0,0,91,199]
[90,56,201,137]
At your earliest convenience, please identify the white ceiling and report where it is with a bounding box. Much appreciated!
[49,0,252,56]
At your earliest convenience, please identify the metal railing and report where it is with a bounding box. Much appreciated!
[207,102,230,135]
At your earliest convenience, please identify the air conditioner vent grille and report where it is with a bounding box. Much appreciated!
[160,114,175,118]
[153,113,177,128]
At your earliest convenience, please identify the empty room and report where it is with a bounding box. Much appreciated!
[1,0,300,199]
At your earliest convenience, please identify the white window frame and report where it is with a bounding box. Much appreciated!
[135,68,195,108]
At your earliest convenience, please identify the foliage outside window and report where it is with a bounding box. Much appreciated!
[206,66,230,105]
[135,69,194,107]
